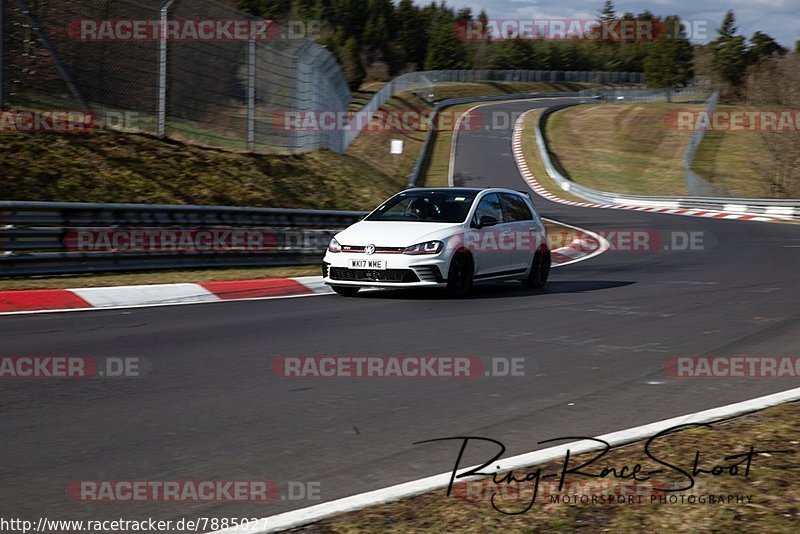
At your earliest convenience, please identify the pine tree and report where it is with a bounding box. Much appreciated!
[424,15,469,69]
[599,1,616,24]
[748,31,787,63]
[341,36,365,89]
[711,10,748,88]
[644,16,694,88]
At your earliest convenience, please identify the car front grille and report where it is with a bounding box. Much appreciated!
[341,245,405,254]
[329,268,419,283]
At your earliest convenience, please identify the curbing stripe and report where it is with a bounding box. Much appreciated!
[71,283,220,308]
[0,289,91,312]
[0,223,602,315]
[293,276,334,294]
[199,279,312,300]
[510,109,789,224]
[211,386,800,534]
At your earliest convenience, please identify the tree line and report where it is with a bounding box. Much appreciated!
[236,0,793,95]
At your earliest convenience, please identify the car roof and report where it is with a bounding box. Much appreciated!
[403,187,529,196]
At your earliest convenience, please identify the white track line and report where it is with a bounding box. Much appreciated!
[544,217,609,267]
[447,102,483,188]
[213,386,800,533]
[447,97,569,187]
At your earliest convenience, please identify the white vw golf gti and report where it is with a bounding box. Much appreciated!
[322,188,550,297]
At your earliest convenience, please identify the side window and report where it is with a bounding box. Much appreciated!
[474,193,504,224]
[501,193,534,222]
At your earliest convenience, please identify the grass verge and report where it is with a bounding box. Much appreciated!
[691,104,777,198]
[544,103,705,196]
[519,109,594,204]
[0,132,402,210]
[303,401,800,532]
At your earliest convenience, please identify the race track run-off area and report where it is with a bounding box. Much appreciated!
[2,98,800,529]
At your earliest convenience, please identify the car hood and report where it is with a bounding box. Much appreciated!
[334,221,463,247]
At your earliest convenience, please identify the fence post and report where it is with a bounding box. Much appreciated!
[158,0,176,137]
[0,0,4,109]
[247,39,255,152]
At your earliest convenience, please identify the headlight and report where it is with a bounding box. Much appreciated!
[403,240,443,255]
[328,238,342,253]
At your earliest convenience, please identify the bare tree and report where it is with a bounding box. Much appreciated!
[745,54,800,197]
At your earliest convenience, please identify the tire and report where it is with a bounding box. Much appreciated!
[332,285,360,297]
[445,250,474,298]
[522,247,551,289]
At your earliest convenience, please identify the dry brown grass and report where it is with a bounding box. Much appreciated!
[545,103,703,196]
[302,402,800,533]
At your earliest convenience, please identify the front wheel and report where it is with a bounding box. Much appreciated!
[445,251,474,298]
[522,248,551,289]
[331,285,360,297]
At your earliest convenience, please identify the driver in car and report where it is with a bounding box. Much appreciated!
[409,198,437,220]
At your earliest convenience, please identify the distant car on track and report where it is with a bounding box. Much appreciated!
[322,187,550,297]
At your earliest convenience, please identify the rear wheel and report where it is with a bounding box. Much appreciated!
[522,247,551,289]
[445,251,474,298]
[331,285,360,297]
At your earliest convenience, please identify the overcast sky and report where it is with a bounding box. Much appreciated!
[432,0,799,46]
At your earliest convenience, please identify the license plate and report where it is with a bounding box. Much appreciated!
[349,259,386,270]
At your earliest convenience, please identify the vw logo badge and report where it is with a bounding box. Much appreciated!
[365,244,376,255]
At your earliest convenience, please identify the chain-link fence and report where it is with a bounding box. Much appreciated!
[1,0,351,154]
[2,1,651,155]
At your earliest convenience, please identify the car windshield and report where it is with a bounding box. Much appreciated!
[366,190,478,223]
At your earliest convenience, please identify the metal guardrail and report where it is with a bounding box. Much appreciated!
[342,70,645,152]
[533,100,800,219]
[405,90,608,187]
[406,87,711,188]
[684,93,726,196]
[0,201,365,276]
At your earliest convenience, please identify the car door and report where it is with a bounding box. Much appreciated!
[470,193,509,277]
[500,193,541,271]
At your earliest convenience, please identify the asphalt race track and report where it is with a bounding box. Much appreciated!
[3,98,800,525]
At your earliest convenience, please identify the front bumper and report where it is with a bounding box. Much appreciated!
[322,252,447,289]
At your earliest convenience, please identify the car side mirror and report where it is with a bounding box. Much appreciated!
[476,215,498,229]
